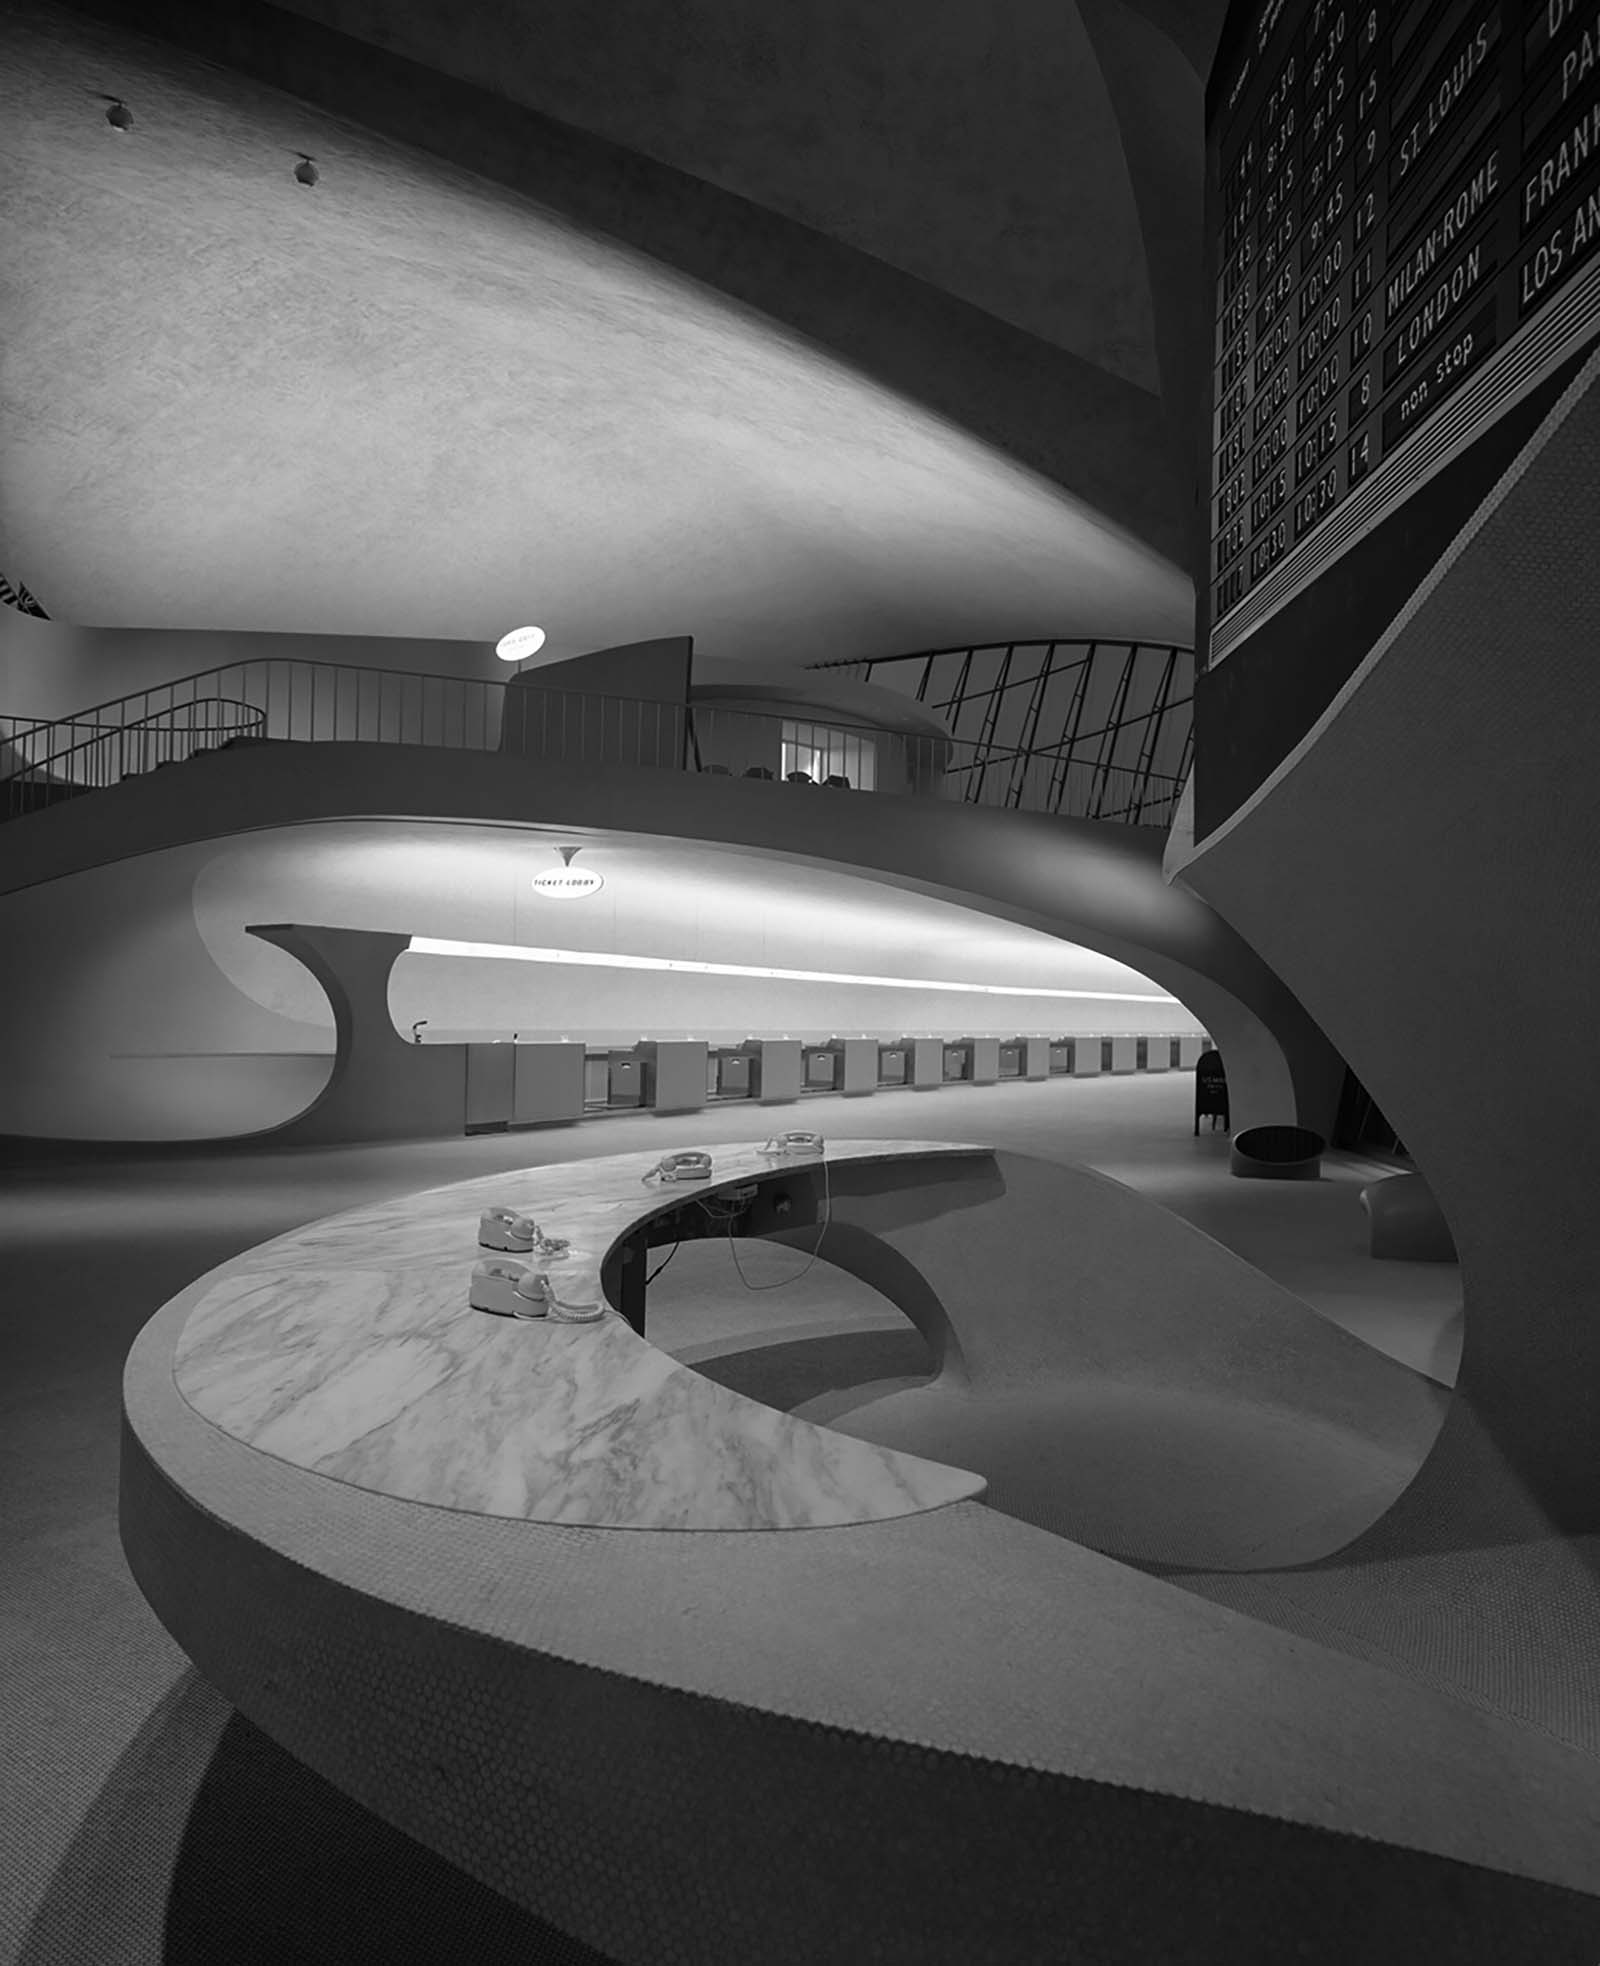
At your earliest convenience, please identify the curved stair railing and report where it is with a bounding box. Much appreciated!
[2,649,1189,828]
[2,697,267,817]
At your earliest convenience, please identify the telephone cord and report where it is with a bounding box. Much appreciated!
[637,1152,832,1289]
[726,1154,831,1291]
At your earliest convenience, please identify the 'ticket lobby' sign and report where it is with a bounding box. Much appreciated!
[530,869,605,898]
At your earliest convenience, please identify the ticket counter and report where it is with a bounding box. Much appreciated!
[967,1038,1001,1085]
[637,1041,708,1114]
[586,1050,642,1109]
[708,1048,755,1101]
[833,1038,879,1096]
[754,1041,802,1102]
[512,1043,586,1124]
[802,1046,839,1092]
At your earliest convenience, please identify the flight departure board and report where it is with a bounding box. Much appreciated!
[1204,0,1600,666]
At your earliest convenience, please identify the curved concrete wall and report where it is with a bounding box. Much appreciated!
[0,812,1200,1141]
[2,741,1339,1142]
[189,824,1180,1031]
[1173,345,1600,1526]
[244,924,466,1146]
[0,841,331,1139]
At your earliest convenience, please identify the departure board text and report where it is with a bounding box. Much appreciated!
[1207,0,1600,639]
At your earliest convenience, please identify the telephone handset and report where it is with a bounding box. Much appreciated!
[470,1257,550,1318]
[644,1150,714,1183]
[762,1131,825,1155]
[471,1259,604,1323]
[479,1207,536,1252]
[480,1208,571,1257]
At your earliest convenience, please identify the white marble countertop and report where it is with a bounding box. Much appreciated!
[173,1141,989,1530]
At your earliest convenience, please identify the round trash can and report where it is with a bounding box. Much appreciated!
[1230,1124,1325,1180]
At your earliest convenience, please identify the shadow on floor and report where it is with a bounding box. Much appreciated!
[163,1715,613,1966]
[24,1672,1600,1966]
[683,1326,932,1415]
[18,1671,613,1966]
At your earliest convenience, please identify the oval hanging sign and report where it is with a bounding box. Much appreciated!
[496,625,547,662]
[531,869,604,898]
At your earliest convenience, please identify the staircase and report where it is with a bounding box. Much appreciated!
[1,698,268,822]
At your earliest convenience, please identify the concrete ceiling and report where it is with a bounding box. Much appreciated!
[1,0,1214,668]
[265,0,1167,388]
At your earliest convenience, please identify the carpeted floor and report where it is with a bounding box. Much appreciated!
[0,1075,1465,1963]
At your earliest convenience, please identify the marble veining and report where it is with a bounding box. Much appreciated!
[174,1142,989,1529]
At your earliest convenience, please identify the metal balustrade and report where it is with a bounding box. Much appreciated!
[1,655,1185,827]
[1,695,267,818]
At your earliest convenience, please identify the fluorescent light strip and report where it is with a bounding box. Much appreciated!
[408,936,1180,1004]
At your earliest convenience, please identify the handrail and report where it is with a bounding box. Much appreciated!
[7,697,265,781]
[2,654,1187,827]
[1,658,500,733]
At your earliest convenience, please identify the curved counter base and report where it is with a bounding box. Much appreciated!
[122,1146,1600,1960]
[122,1310,1600,1964]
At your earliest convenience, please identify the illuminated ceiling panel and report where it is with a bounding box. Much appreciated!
[191,821,1180,1021]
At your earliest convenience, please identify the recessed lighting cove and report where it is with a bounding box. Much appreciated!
[408,937,1179,1002]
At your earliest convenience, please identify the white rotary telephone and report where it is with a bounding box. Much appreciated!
[479,1208,535,1252]
[761,1131,825,1155]
[479,1207,569,1257]
[643,1150,714,1183]
[470,1259,603,1323]
[470,1258,552,1318]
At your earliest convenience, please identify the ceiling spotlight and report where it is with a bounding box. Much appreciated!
[102,97,133,132]
[294,152,319,186]
[496,625,547,663]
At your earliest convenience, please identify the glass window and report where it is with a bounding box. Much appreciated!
[781,720,877,791]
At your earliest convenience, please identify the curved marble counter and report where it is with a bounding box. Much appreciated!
[123,1142,1600,1963]
[170,1141,988,1529]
